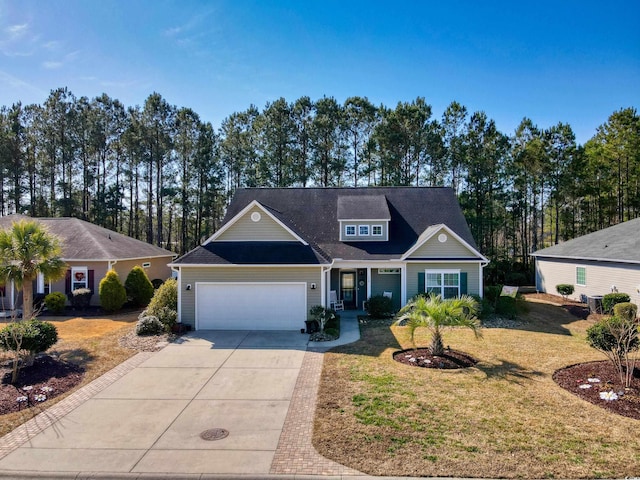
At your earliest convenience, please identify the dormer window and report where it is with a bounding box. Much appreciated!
[345,225,356,237]
[372,225,382,236]
[337,195,391,242]
[359,225,369,236]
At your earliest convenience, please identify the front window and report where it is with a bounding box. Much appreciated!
[359,225,369,236]
[72,267,88,291]
[345,225,356,236]
[576,267,586,286]
[426,270,460,299]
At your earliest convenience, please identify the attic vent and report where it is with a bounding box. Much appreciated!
[438,233,448,243]
[251,212,261,222]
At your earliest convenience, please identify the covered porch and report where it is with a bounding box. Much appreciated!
[322,264,404,311]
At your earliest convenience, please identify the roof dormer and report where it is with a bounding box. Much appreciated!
[337,195,391,242]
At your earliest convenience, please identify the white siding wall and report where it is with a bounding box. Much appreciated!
[216,207,298,241]
[179,266,323,329]
[536,258,640,305]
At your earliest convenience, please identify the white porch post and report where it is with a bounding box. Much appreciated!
[366,268,371,302]
[321,267,328,308]
[479,263,484,298]
[10,281,15,310]
[401,265,407,307]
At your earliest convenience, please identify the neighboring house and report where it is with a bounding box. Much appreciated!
[171,187,488,331]
[531,218,640,305]
[0,215,175,310]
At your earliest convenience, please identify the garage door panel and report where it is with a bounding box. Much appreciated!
[196,283,306,330]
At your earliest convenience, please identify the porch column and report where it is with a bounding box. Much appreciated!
[366,268,372,302]
[10,281,15,310]
[321,268,328,308]
[401,266,407,307]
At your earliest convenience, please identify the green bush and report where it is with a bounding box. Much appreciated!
[145,278,178,331]
[587,316,639,355]
[44,292,67,314]
[0,319,58,356]
[555,284,574,298]
[70,288,92,308]
[125,266,155,308]
[366,294,394,318]
[99,269,127,312]
[613,302,638,321]
[603,293,631,314]
[136,315,165,336]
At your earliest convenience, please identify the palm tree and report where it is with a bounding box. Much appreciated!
[395,294,482,356]
[0,220,67,319]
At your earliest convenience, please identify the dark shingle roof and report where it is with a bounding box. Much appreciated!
[173,187,477,265]
[531,218,640,264]
[337,195,391,220]
[174,241,328,265]
[0,215,175,260]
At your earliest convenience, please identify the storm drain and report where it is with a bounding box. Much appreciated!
[200,428,229,441]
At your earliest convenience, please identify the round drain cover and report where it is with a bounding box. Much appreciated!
[200,428,229,441]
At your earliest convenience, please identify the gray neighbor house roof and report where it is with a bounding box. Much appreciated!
[0,215,175,261]
[174,187,478,265]
[531,217,640,264]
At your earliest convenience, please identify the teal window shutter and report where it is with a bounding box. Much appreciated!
[418,272,425,293]
[460,272,468,295]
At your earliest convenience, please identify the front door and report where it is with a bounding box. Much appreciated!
[340,271,356,309]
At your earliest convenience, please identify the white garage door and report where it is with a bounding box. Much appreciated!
[196,282,307,330]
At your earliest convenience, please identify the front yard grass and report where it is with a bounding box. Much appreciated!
[0,312,139,438]
[314,298,640,478]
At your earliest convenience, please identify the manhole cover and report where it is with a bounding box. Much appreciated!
[200,428,229,441]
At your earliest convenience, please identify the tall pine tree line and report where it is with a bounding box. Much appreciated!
[0,88,638,283]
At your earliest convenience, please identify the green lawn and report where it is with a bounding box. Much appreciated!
[313,298,640,478]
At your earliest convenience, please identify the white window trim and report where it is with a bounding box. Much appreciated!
[425,269,461,298]
[372,225,383,236]
[71,266,89,291]
[142,262,151,268]
[576,266,586,286]
[345,225,356,237]
[359,225,370,236]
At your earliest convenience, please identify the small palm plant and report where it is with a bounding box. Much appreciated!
[395,294,482,356]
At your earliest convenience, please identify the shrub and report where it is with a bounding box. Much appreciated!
[613,302,638,321]
[145,279,178,331]
[136,315,165,336]
[366,294,394,318]
[0,319,58,382]
[309,305,336,332]
[70,288,92,308]
[555,284,574,299]
[99,269,127,312]
[44,292,67,314]
[602,293,631,314]
[125,266,155,307]
[586,315,639,387]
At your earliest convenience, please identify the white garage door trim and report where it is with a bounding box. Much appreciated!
[195,282,307,330]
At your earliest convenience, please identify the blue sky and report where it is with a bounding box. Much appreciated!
[0,0,638,144]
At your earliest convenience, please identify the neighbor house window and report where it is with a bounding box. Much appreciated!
[372,225,383,236]
[142,262,151,268]
[426,270,460,299]
[345,225,356,236]
[71,267,88,291]
[359,225,369,236]
[576,267,586,286]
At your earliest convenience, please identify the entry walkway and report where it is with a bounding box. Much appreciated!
[0,312,365,478]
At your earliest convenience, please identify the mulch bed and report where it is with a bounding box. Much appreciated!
[0,355,84,415]
[393,348,477,369]
[553,360,640,420]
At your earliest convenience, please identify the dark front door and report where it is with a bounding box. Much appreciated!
[341,271,356,309]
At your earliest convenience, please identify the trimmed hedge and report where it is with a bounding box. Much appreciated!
[603,293,631,314]
[44,292,67,314]
[99,269,127,312]
[125,266,155,307]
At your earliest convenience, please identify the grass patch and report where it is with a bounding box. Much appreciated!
[0,312,139,437]
[314,298,640,478]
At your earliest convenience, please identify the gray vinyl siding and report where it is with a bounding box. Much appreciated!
[179,266,322,329]
[406,263,481,299]
[216,207,298,241]
[535,258,640,305]
[408,234,475,258]
[370,269,401,310]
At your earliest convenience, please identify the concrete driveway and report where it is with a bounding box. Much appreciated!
[0,330,311,476]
